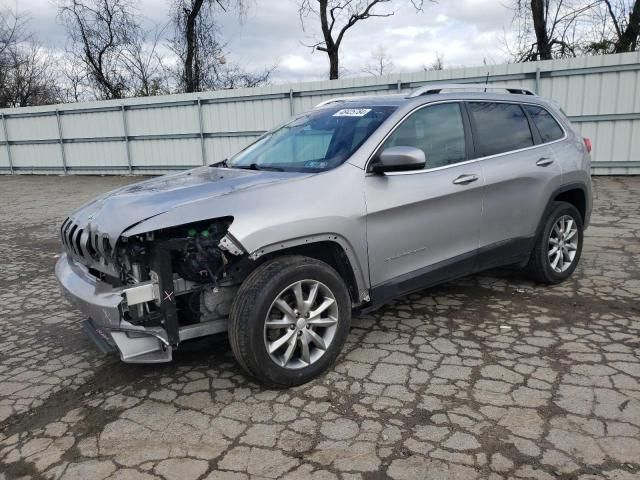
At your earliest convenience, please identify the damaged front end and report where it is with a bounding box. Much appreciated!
[56,217,249,363]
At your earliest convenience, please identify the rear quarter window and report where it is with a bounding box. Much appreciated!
[468,102,534,157]
[523,105,565,143]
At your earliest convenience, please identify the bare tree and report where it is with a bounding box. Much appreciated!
[298,0,397,80]
[510,0,598,61]
[169,0,272,92]
[61,57,91,102]
[362,45,394,76]
[424,51,444,71]
[170,0,227,92]
[122,24,171,97]
[0,4,25,102]
[0,6,60,107]
[215,62,276,88]
[58,0,141,99]
[2,45,61,107]
[0,4,26,57]
[509,0,639,60]
[299,1,429,80]
[596,0,640,52]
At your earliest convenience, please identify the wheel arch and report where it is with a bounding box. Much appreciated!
[537,182,589,236]
[552,185,587,223]
[247,235,369,305]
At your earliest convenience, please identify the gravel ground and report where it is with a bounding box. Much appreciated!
[0,175,639,480]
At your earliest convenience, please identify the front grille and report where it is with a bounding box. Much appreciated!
[60,218,113,265]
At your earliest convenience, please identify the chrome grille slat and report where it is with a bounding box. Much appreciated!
[61,219,73,249]
[60,218,70,244]
[59,219,119,278]
[75,228,85,257]
[60,219,99,263]
[68,225,79,255]
[64,226,74,250]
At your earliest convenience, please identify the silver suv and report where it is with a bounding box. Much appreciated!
[56,84,592,387]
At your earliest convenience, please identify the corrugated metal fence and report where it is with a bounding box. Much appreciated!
[1,51,639,175]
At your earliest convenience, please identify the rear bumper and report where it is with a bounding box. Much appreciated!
[55,253,172,363]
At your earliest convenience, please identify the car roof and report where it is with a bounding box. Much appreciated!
[314,84,556,111]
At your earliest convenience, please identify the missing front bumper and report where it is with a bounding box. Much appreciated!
[55,253,229,364]
[55,253,172,363]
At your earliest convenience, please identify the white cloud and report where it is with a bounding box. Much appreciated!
[13,0,515,83]
[385,26,431,38]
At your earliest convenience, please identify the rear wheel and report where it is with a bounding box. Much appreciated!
[228,255,351,387]
[526,201,583,284]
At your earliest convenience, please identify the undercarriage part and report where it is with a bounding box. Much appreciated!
[112,320,229,363]
[111,330,172,363]
[112,219,245,349]
[176,226,226,282]
[123,282,159,306]
[201,286,237,322]
[150,241,180,345]
[82,319,116,355]
[173,276,198,295]
[218,233,244,256]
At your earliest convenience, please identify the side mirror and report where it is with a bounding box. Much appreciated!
[370,146,426,174]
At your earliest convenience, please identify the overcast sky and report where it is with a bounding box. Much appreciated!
[16,0,517,83]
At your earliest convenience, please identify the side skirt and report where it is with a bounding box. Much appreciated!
[366,251,475,312]
[473,236,534,272]
[363,236,534,313]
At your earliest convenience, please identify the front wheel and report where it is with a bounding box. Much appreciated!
[525,201,584,284]
[228,255,351,387]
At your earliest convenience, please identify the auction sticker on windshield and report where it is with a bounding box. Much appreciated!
[333,108,372,117]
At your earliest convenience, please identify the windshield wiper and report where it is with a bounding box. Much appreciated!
[234,163,285,172]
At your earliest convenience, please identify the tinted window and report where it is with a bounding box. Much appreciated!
[382,103,466,169]
[468,102,534,157]
[524,105,564,143]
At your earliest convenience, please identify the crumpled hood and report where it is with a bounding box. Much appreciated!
[67,166,308,246]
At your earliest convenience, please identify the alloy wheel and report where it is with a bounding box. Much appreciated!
[548,214,579,273]
[263,280,339,369]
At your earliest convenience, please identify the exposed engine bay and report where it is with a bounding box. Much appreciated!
[111,219,250,347]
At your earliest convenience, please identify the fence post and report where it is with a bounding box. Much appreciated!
[1,113,14,174]
[121,105,132,174]
[197,98,206,165]
[397,80,402,92]
[55,109,68,174]
[289,89,295,116]
[535,67,541,94]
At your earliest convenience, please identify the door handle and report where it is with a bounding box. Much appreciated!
[452,174,479,185]
[536,157,554,167]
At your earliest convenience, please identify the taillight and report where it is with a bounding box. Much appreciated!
[583,137,592,153]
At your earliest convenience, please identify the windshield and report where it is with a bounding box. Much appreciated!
[229,105,396,172]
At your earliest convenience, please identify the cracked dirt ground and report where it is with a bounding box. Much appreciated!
[0,175,639,480]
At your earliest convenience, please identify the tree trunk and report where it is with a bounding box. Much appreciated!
[329,49,339,80]
[184,0,204,93]
[531,0,552,60]
[614,0,640,53]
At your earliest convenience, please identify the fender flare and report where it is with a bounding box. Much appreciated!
[246,233,370,304]
[535,182,589,238]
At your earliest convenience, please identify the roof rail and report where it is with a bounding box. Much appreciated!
[314,97,353,108]
[407,83,536,98]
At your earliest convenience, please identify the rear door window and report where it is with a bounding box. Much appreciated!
[523,105,565,143]
[468,102,534,157]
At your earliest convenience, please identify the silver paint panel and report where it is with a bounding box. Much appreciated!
[364,165,483,287]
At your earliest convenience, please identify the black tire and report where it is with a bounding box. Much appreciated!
[228,255,352,387]
[525,201,584,284]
